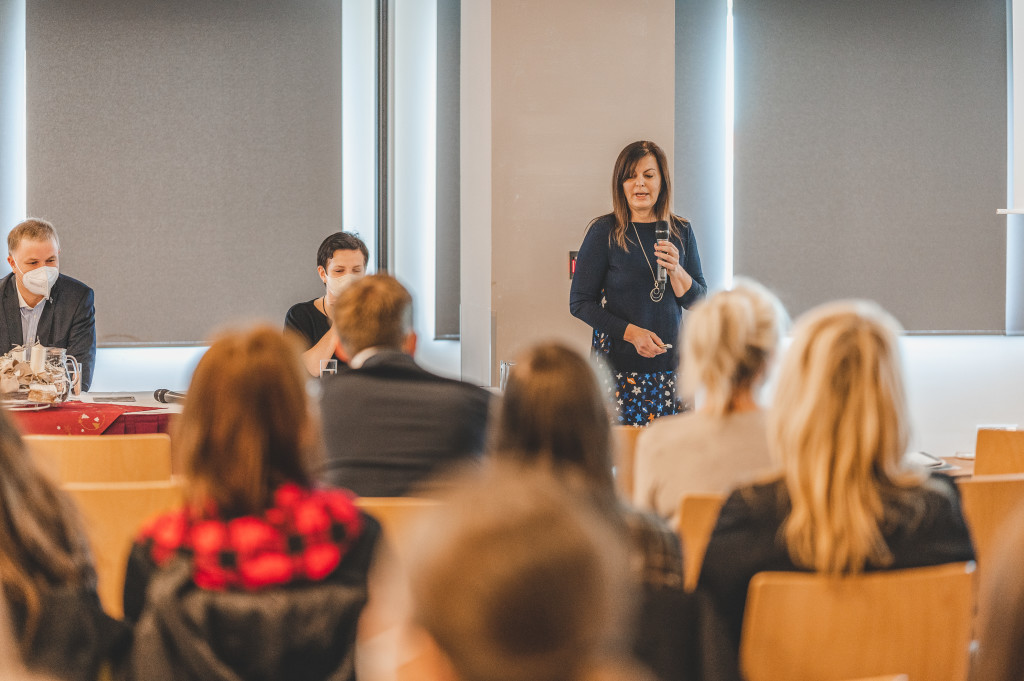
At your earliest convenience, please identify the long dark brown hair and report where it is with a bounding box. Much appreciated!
[175,325,316,518]
[0,408,92,652]
[608,140,684,250]
[490,342,618,508]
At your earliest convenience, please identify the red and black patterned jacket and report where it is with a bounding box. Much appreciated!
[122,483,381,681]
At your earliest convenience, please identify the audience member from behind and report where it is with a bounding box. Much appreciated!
[285,231,369,377]
[1,219,96,390]
[970,507,1024,681]
[698,301,975,654]
[392,464,648,681]
[634,278,786,526]
[320,274,491,497]
[123,325,380,681]
[0,407,127,681]
[491,342,692,681]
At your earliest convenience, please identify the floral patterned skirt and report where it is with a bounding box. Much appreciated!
[592,330,681,426]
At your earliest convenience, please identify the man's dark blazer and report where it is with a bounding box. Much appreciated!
[319,349,492,497]
[0,273,96,391]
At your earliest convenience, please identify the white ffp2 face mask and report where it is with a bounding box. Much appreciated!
[18,265,58,298]
[325,272,360,297]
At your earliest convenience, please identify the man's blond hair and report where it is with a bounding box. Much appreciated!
[7,219,59,254]
[332,274,413,356]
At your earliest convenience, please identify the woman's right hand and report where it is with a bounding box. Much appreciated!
[624,324,668,358]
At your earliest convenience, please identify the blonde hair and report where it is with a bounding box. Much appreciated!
[770,300,924,575]
[7,219,59,254]
[175,324,315,518]
[409,464,633,681]
[681,278,786,415]
[332,274,412,356]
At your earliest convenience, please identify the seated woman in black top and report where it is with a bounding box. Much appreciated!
[0,406,127,681]
[285,231,368,376]
[698,300,975,655]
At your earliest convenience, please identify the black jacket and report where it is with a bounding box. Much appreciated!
[0,273,96,391]
[319,350,492,497]
[125,515,381,681]
[13,584,129,681]
[697,474,976,653]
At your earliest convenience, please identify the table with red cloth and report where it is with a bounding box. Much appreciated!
[8,392,180,435]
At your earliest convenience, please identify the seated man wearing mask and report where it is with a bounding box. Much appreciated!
[320,274,492,497]
[285,232,368,377]
[1,219,96,391]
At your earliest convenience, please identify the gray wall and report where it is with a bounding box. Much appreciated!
[732,0,1007,332]
[27,0,344,344]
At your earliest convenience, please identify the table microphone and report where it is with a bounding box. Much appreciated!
[655,221,670,284]
[153,389,187,404]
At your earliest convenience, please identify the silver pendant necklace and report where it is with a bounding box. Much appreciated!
[632,223,663,302]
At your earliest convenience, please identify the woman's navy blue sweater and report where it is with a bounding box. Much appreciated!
[570,215,707,373]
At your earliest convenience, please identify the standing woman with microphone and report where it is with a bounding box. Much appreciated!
[570,141,707,425]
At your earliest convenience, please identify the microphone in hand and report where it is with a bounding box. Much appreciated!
[654,221,669,284]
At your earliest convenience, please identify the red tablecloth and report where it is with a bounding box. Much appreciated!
[9,401,169,435]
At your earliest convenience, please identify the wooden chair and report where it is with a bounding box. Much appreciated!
[355,497,440,553]
[739,562,975,681]
[974,428,1024,475]
[63,478,185,617]
[677,492,725,591]
[25,433,173,483]
[957,473,1024,619]
[613,425,643,499]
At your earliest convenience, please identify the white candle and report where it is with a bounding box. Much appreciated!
[30,343,45,374]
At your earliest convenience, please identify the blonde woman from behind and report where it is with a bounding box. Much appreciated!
[697,300,975,656]
[633,278,786,526]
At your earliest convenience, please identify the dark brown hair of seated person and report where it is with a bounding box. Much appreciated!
[408,464,636,681]
[316,231,368,270]
[0,406,92,653]
[174,324,316,518]
[332,273,413,357]
[489,342,618,510]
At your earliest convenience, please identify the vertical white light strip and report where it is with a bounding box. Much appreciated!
[724,0,735,287]
[1,0,26,264]
[342,0,378,262]
[392,0,459,377]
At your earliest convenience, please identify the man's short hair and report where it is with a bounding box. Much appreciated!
[8,219,59,254]
[317,232,368,270]
[333,274,413,356]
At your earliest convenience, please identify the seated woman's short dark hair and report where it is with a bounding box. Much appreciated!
[317,232,368,270]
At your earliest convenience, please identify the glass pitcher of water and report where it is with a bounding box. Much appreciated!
[43,347,81,401]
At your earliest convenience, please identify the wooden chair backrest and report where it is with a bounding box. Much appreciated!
[63,478,185,617]
[677,492,725,591]
[974,428,1024,475]
[613,425,643,499]
[25,434,173,483]
[355,497,440,552]
[957,473,1024,620]
[740,562,975,681]
[839,677,908,681]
